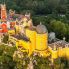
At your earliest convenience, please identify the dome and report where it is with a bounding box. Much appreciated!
[36,23,48,34]
[49,32,56,41]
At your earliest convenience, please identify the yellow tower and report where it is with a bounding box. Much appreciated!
[36,24,48,50]
[35,24,50,57]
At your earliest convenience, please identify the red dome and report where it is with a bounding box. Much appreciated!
[10,21,16,28]
[1,23,8,33]
[1,23,7,29]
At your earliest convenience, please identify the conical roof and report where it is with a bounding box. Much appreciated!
[36,23,47,34]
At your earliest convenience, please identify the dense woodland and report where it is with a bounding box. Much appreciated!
[0,0,69,41]
[1,0,69,15]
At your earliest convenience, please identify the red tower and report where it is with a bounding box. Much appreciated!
[0,4,8,33]
[1,4,7,22]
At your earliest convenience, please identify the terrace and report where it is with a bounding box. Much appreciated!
[12,34,30,42]
[48,40,69,49]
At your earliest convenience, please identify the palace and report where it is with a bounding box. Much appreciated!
[0,4,69,62]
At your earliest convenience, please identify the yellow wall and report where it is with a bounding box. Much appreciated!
[8,30,15,35]
[16,40,32,55]
[64,47,69,59]
[16,40,30,49]
[49,47,69,59]
[48,46,58,59]
[36,33,48,50]
[58,47,65,57]
[25,29,36,52]
[15,25,21,33]
[51,50,58,59]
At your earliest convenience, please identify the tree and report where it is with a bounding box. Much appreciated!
[50,20,67,39]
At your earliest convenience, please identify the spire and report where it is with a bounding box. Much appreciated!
[53,43,57,51]
[40,22,42,25]
[63,37,66,41]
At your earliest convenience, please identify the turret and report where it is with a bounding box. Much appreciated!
[36,23,48,50]
[1,4,7,22]
[25,12,31,19]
